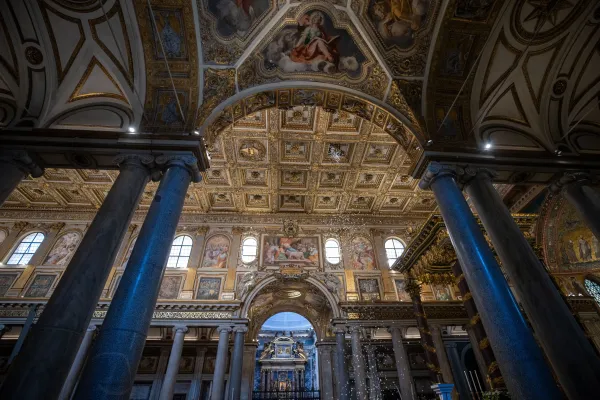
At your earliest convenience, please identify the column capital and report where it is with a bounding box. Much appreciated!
[387,326,402,335]
[550,171,598,194]
[460,167,498,187]
[155,154,202,183]
[418,162,464,190]
[333,327,347,335]
[0,149,44,178]
[216,325,232,333]
[348,325,362,334]
[233,326,248,333]
[173,325,188,334]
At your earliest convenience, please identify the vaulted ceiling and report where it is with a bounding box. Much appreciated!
[0,0,599,215]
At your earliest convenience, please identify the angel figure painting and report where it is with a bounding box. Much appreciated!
[368,0,430,48]
[44,232,81,266]
[208,0,270,38]
[263,10,366,77]
[202,235,230,269]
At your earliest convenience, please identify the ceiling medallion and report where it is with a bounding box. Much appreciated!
[25,46,43,65]
[283,219,299,237]
[239,140,266,161]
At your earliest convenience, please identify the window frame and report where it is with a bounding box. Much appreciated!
[6,232,46,266]
[384,237,405,268]
[166,235,193,269]
[584,277,600,306]
[324,238,342,265]
[241,236,258,264]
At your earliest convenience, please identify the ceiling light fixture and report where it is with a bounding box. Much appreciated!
[128,126,136,134]
[555,149,562,156]
[193,130,200,135]
[484,142,492,150]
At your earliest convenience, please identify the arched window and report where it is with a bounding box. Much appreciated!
[7,232,45,265]
[166,235,193,268]
[385,238,405,268]
[324,238,341,265]
[584,278,600,306]
[241,237,258,263]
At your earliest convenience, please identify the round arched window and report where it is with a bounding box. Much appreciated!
[241,237,258,263]
[166,235,193,268]
[7,232,45,265]
[324,238,341,265]
[385,238,405,268]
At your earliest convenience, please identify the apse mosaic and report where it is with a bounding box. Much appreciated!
[261,236,320,267]
[543,194,600,271]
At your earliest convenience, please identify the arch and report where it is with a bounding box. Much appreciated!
[6,231,46,265]
[200,82,426,153]
[384,237,405,268]
[167,234,193,268]
[251,305,321,341]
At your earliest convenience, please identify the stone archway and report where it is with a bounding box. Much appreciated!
[241,275,341,341]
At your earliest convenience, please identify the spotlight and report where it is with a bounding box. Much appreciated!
[555,149,562,156]
[426,140,433,146]
[128,126,136,133]
[484,142,492,150]
[193,130,200,135]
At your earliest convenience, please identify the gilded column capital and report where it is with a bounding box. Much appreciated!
[0,149,44,178]
[418,162,464,190]
[549,172,598,194]
[155,154,202,183]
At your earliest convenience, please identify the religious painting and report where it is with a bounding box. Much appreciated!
[434,106,462,139]
[0,273,18,297]
[196,277,222,300]
[367,0,430,48]
[44,232,81,266]
[375,345,396,371]
[178,356,195,374]
[261,236,320,266]
[158,275,183,299]
[454,0,495,22]
[137,356,159,373]
[201,235,230,268]
[206,0,271,38]
[548,195,600,271]
[440,33,475,77]
[151,89,188,126]
[350,237,376,270]
[358,278,381,301]
[394,278,411,301]
[432,284,453,301]
[150,8,187,60]
[262,9,367,78]
[24,274,57,298]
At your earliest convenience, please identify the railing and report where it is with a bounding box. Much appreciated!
[252,390,320,399]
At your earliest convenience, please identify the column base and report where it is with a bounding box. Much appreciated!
[431,383,454,400]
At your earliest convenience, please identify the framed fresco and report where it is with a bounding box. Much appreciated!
[0,273,19,297]
[394,278,411,301]
[43,231,81,266]
[350,236,377,270]
[24,273,57,298]
[261,235,320,268]
[196,277,222,300]
[201,234,231,269]
[431,284,453,301]
[357,277,381,301]
[158,275,184,300]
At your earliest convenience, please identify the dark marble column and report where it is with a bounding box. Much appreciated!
[0,150,43,206]
[444,342,470,400]
[451,261,504,390]
[0,154,153,400]
[334,328,349,400]
[419,162,561,400]
[73,156,198,400]
[551,172,600,239]
[212,326,232,400]
[228,327,247,400]
[405,280,443,383]
[389,327,415,400]
[465,168,600,399]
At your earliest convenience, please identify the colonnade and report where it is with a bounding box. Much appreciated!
[1,150,600,399]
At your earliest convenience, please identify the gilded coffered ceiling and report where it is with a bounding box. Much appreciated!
[3,106,437,216]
